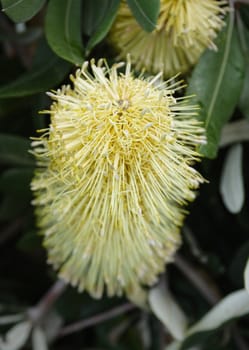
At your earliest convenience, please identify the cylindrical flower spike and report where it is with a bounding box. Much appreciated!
[31,59,205,298]
[109,0,228,77]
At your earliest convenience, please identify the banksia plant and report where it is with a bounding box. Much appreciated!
[31,59,205,298]
[109,0,228,77]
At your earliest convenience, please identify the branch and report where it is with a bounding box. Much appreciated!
[58,302,135,338]
[28,279,67,325]
[174,254,221,305]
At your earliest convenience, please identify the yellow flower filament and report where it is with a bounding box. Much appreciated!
[109,0,228,77]
[31,60,205,298]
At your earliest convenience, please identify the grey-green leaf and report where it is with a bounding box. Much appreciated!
[149,279,188,340]
[0,41,72,97]
[126,0,160,32]
[167,342,202,350]
[32,327,48,350]
[166,341,181,350]
[0,314,24,326]
[45,0,84,65]
[244,258,249,294]
[181,289,249,349]
[85,0,121,53]
[220,144,244,214]
[1,0,45,23]
[0,321,32,350]
[187,14,245,159]
[42,311,63,342]
[220,120,249,147]
[0,134,34,166]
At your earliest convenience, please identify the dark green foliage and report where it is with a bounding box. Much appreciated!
[0,40,72,97]
[1,0,46,22]
[0,1,249,349]
[84,0,121,53]
[126,0,160,32]
[45,0,84,64]
[187,16,245,158]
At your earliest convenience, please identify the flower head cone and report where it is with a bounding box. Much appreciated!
[31,59,205,298]
[109,0,228,77]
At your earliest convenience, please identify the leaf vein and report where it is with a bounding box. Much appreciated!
[205,9,235,129]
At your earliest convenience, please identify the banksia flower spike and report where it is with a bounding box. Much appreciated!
[109,0,228,77]
[31,59,205,298]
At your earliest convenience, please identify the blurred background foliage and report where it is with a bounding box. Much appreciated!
[0,0,249,349]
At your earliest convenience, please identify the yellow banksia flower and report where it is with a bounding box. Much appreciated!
[31,59,205,298]
[109,0,228,77]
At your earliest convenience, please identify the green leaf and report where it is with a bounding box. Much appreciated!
[126,0,160,32]
[82,0,118,35]
[239,66,249,119]
[240,4,249,30]
[187,15,245,158]
[0,40,72,98]
[237,18,249,119]
[0,134,34,166]
[0,168,34,198]
[45,0,84,65]
[1,0,45,23]
[85,0,121,53]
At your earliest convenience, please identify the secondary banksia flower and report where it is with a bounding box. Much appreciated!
[31,59,205,298]
[109,0,228,77]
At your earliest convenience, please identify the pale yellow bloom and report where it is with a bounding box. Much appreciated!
[109,0,228,77]
[31,59,205,298]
